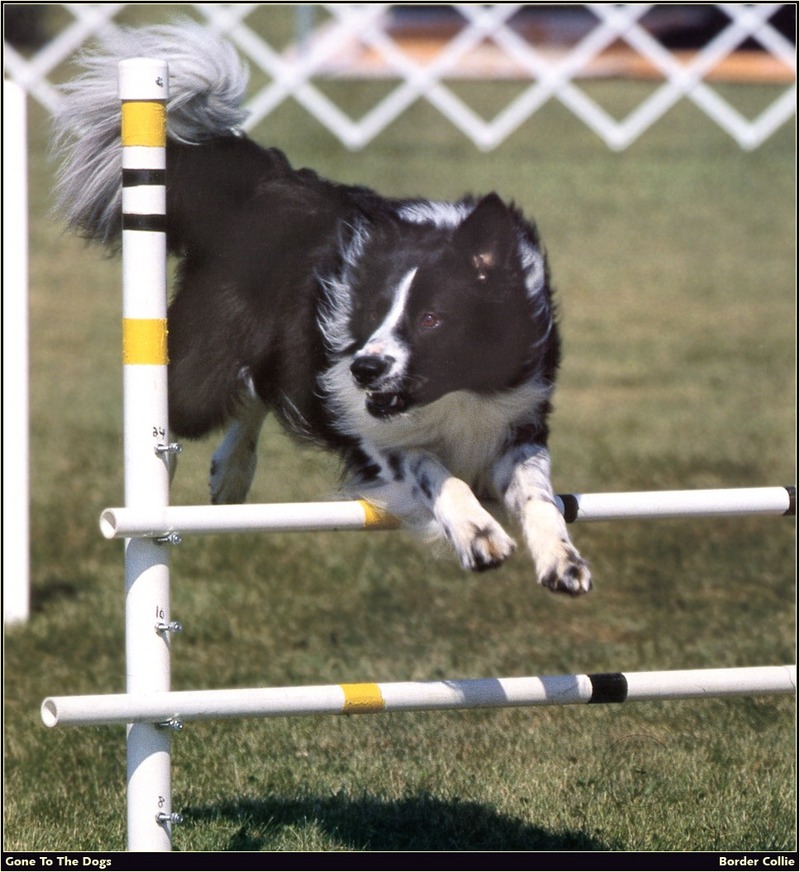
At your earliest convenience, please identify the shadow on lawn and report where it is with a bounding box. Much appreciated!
[182,791,613,851]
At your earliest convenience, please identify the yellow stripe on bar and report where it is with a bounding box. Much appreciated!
[358,500,400,530]
[121,101,167,148]
[340,683,385,714]
[123,318,168,365]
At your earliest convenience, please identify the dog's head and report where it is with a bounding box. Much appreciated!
[323,194,558,419]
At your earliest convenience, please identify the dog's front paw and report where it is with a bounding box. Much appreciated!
[450,517,517,572]
[427,475,516,572]
[538,544,592,596]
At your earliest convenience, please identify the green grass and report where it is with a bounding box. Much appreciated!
[4,10,796,854]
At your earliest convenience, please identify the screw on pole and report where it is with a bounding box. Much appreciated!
[154,442,182,457]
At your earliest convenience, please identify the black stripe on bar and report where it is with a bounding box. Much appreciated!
[559,493,580,524]
[122,168,166,187]
[588,673,628,704]
[785,486,796,517]
[122,214,167,233]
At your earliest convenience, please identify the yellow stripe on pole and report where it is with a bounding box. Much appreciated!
[121,101,167,148]
[340,683,385,714]
[358,500,400,530]
[123,319,168,365]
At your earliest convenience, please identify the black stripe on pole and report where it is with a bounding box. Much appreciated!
[559,493,580,524]
[588,673,628,703]
[122,214,167,233]
[785,486,796,517]
[122,168,166,187]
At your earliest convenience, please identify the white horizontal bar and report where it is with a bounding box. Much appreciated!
[99,487,795,539]
[557,486,794,523]
[623,665,796,701]
[99,499,400,539]
[41,666,796,727]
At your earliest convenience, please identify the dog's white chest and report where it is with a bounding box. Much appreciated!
[322,358,550,487]
[367,384,547,487]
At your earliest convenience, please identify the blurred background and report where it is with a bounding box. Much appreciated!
[5,3,796,148]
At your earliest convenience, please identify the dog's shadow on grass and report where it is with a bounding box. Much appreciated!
[182,792,613,851]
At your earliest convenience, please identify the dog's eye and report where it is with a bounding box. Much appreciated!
[418,312,443,330]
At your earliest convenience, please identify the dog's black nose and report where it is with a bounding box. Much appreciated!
[351,354,393,388]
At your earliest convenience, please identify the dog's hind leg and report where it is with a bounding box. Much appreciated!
[210,396,267,504]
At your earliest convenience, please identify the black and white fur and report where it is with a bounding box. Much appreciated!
[54,23,591,594]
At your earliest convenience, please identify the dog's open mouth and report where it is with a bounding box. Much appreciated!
[365,391,408,418]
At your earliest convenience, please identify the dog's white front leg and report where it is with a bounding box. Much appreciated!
[494,443,591,595]
[354,448,515,572]
[406,454,516,572]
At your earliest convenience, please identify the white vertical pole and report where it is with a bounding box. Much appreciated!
[118,58,174,852]
[3,80,30,625]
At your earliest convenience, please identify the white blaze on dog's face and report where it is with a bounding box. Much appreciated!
[347,195,553,420]
[349,268,417,417]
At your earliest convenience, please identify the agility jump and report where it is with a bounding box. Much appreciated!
[41,58,795,853]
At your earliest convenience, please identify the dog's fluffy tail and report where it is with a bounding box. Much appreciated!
[53,22,249,244]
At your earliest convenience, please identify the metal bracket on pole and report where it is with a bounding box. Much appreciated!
[155,442,182,457]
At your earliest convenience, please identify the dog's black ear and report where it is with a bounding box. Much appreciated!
[455,193,519,279]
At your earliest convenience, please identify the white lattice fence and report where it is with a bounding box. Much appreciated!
[3,3,796,150]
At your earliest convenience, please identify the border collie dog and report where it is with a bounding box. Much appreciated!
[54,23,591,595]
